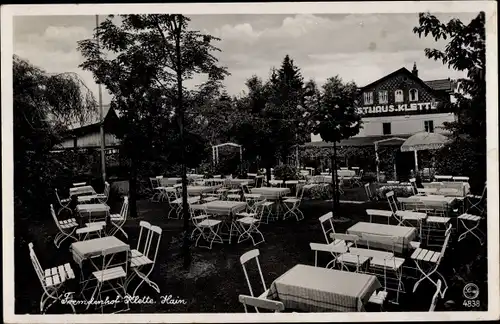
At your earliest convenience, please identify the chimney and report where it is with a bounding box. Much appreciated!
[411,62,418,77]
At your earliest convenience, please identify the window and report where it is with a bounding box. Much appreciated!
[409,88,419,102]
[364,92,373,105]
[424,120,434,133]
[378,90,388,104]
[382,122,391,135]
[395,89,404,103]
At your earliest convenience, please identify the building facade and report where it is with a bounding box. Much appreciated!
[56,104,121,150]
[307,64,457,179]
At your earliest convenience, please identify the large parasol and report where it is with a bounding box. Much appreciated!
[401,132,448,172]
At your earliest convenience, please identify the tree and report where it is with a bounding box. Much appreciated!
[233,55,311,183]
[78,14,228,268]
[307,76,362,217]
[13,55,97,221]
[413,12,486,192]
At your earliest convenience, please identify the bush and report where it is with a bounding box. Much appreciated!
[375,185,413,200]
[434,138,486,194]
[273,164,299,181]
[306,184,333,200]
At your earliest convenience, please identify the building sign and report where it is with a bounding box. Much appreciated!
[356,101,438,116]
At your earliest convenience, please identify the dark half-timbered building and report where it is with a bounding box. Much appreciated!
[307,63,457,180]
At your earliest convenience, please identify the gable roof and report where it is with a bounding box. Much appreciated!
[360,67,441,95]
[64,105,119,137]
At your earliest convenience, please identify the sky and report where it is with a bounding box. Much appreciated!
[13,12,479,105]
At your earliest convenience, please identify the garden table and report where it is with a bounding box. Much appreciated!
[422,182,444,189]
[267,264,381,312]
[204,178,226,186]
[250,187,290,200]
[250,187,291,219]
[243,193,262,200]
[347,222,417,253]
[417,188,439,195]
[409,195,456,206]
[337,170,356,177]
[199,200,247,243]
[225,179,251,187]
[441,181,470,196]
[71,236,129,300]
[187,186,217,196]
[268,179,282,187]
[187,174,204,181]
[69,185,96,197]
[434,175,453,181]
[76,203,110,225]
[159,178,181,187]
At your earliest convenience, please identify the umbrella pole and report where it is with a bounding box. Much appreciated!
[414,150,419,173]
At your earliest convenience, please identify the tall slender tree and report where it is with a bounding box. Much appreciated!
[307,76,362,218]
[13,55,97,220]
[413,12,486,192]
[78,14,228,268]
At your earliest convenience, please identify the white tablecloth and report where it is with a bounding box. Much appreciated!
[69,185,96,197]
[71,236,129,266]
[347,222,417,253]
[267,264,381,312]
[76,203,109,219]
[186,186,217,195]
[409,195,456,206]
[250,187,290,200]
[200,200,247,216]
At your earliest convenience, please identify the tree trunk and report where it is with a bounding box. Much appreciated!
[330,153,336,216]
[174,17,191,270]
[334,141,340,206]
[129,156,138,218]
[266,166,272,187]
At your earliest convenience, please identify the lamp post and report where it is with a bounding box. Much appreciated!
[96,15,106,184]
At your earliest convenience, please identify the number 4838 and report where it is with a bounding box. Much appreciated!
[463,300,480,307]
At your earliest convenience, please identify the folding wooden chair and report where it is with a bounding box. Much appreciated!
[29,242,76,314]
[237,201,266,246]
[127,224,162,296]
[409,178,418,195]
[238,294,284,313]
[193,205,223,249]
[354,234,406,304]
[429,279,442,311]
[55,189,72,216]
[364,183,377,201]
[366,209,393,224]
[189,205,210,240]
[109,196,129,239]
[240,249,269,299]
[466,182,486,215]
[88,245,130,313]
[385,191,399,217]
[457,213,485,245]
[50,204,78,248]
[352,169,364,187]
[411,224,452,299]
[283,184,305,221]
[76,223,104,241]
[149,176,163,202]
[96,181,111,204]
[261,199,276,224]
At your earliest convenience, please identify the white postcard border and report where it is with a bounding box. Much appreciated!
[2,2,498,323]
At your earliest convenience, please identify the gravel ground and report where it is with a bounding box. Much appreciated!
[14,193,488,314]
